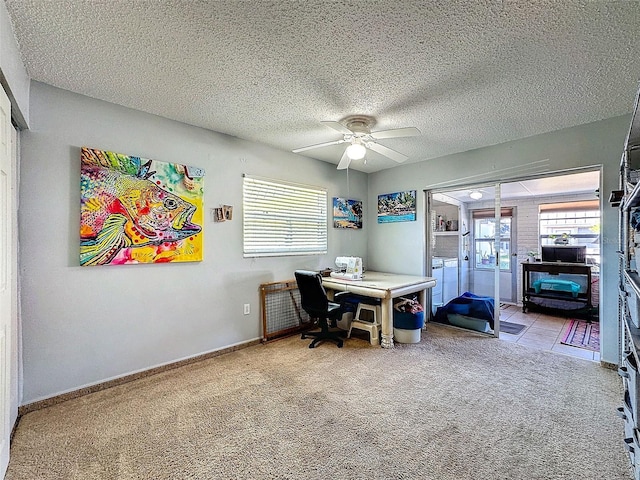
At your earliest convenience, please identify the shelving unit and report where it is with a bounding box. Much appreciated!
[429,195,464,318]
[616,83,640,480]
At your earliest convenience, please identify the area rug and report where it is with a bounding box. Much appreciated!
[561,319,599,351]
[500,321,527,335]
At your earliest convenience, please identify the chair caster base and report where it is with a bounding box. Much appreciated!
[309,339,343,348]
[303,329,344,348]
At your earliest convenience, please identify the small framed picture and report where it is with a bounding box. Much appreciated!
[223,205,233,221]
[214,207,225,222]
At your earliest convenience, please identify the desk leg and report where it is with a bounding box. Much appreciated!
[380,298,394,349]
[418,289,426,317]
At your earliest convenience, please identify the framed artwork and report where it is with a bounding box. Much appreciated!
[213,207,225,222]
[223,205,233,220]
[213,205,233,222]
[377,190,416,223]
[333,197,362,229]
[80,147,205,266]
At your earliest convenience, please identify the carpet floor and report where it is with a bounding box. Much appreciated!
[5,324,632,480]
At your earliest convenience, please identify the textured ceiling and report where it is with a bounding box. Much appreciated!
[5,0,640,173]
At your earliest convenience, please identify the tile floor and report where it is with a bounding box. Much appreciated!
[497,304,600,362]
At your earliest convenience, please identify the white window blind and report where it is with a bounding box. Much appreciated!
[243,175,328,257]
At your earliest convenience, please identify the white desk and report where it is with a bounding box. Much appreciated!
[322,271,437,348]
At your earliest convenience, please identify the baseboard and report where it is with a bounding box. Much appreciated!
[10,415,21,445]
[18,338,262,416]
[600,360,618,370]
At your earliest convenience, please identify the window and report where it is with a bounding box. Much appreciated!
[539,200,600,268]
[473,208,513,271]
[243,175,328,257]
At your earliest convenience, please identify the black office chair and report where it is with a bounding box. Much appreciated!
[294,270,346,348]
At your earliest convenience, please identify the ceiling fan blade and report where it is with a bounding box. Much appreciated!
[370,127,421,140]
[321,121,353,135]
[337,150,351,170]
[292,139,345,153]
[367,142,408,163]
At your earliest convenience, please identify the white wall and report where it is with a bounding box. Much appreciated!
[367,116,629,364]
[19,82,368,404]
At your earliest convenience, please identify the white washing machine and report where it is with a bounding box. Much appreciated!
[443,258,459,305]
[431,258,444,315]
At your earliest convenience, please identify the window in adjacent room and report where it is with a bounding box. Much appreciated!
[539,200,600,268]
[473,208,513,271]
[243,175,328,257]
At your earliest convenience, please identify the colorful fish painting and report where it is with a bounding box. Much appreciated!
[80,147,204,266]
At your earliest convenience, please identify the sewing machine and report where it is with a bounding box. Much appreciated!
[329,256,363,280]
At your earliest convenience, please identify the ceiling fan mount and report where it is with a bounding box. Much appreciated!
[292,115,421,170]
[341,115,376,135]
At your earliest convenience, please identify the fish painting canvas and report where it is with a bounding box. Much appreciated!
[80,147,204,266]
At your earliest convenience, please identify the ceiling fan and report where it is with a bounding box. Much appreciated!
[292,115,421,170]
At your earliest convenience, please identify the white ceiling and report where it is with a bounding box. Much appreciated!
[436,170,600,203]
[5,0,640,176]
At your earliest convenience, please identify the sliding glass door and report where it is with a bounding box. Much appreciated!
[425,184,504,337]
[426,186,501,337]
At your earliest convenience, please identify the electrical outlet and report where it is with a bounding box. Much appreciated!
[243,304,250,315]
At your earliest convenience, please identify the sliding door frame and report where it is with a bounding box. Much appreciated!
[425,165,602,339]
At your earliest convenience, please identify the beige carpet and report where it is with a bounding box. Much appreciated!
[6,324,632,479]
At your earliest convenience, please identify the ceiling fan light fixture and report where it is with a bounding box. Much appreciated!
[469,190,483,200]
[346,143,366,160]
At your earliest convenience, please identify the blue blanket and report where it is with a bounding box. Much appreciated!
[434,292,495,329]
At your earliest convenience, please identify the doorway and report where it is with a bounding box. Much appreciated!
[425,168,601,351]
[469,204,518,304]
[0,84,14,475]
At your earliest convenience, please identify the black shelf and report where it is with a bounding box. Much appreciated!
[521,262,593,315]
[524,288,590,302]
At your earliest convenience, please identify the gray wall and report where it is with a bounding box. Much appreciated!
[19,82,368,404]
[367,116,629,364]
